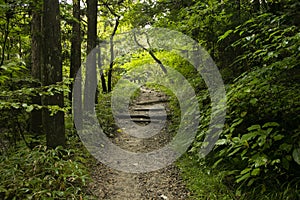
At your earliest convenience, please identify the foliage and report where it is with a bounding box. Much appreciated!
[187,2,300,198]
[0,0,299,198]
[0,138,93,199]
[0,59,72,151]
[95,92,116,137]
[177,154,237,200]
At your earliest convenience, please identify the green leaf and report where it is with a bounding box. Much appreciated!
[26,105,34,113]
[218,29,233,42]
[247,125,261,131]
[245,88,251,93]
[251,168,260,176]
[240,111,247,117]
[279,143,292,152]
[11,103,20,109]
[292,148,300,165]
[252,154,268,167]
[247,178,255,186]
[240,168,251,175]
[258,135,266,146]
[215,139,227,145]
[231,118,243,128]
[212,158,223,168]
[250,98,257,105]
[228,147,241,157]
[282,157,290,170]
[241,132,258,141]
[273,134,284,141]
[236,172,250,183]
[262,122,280,128]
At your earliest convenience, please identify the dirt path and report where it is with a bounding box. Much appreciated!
[89,87,189,200]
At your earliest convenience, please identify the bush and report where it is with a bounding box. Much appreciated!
[191,6,300,199]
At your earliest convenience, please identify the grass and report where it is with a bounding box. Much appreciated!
[177,153,300,200]
[177,154,236,200]
[0,137,94,199]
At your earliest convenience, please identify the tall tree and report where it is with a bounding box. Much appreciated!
[70,0,82,130]
[41,0,65,148]
[70,0,81,106]
[1,0,13,66]
[85,0,98,111]
[104,3,120,93]
[30,0,42,134]
[87,0,97,54]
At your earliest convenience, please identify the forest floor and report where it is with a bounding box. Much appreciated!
[88,87,190,199]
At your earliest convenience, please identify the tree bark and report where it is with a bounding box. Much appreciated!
[107,17,120,92]
[98,48,107,93]
[85,0,98,112]
[87,0,97,54]
[30,0,43,134]
[42,0,65,148]
[1,7,10,66]
[70,0,82,130]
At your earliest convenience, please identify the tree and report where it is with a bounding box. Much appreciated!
[41,0,65,148]
[30,0,42,134]
[104,3,120,92]
[70,0,81,107]
[70,0,83,130]
[85,0,98,111]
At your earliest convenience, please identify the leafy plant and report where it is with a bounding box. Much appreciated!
[0,138,94,199]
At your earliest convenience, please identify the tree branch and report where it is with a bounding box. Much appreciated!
[133,32,167,74]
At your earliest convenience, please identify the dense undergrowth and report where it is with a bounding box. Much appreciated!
[0,145,93,199]
[0,141,92,199]
[177,4,300,200]
[0,116,95,199]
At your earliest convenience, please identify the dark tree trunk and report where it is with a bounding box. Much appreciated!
[1,7,10,66]
[107,17,120,93]
[85,0,98,111]
[87,0,97,54]
[41,0,65,148]
[70,0,82,110]
[98,48,107,93]
[70,0,82,130]
[104,4,121,93]
[30,0,43,134]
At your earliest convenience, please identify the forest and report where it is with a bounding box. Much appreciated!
[0,0,299,199]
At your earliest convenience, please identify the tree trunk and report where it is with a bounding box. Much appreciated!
[70,0,82,130]
[1,8,10,66]
[87,0,97,54]
[107,17,120,93]
[30,0,42,134]
[98,48,107,93]
[42,0,65,148]
[85,0,98,112]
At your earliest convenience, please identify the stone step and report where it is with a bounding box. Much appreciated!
[115,114,167,119]
[133,107,165,111]
[136,99,169,105]
[130,118,163,123]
